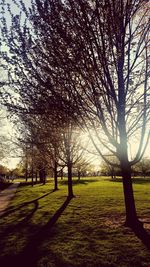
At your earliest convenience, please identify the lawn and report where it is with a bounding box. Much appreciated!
[0,177,150,267]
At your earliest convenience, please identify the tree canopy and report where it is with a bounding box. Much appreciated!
[0,0,150,228]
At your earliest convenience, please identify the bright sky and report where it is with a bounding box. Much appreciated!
[0,0,149,169]
[1,115,149,170]
[0,110,22,169]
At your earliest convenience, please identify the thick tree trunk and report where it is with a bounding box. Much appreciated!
[43,171,46,185]
[39,169,43,183]
[67,162,74,199]
[39,168,46,184]
[121,160,143,229]
[117,59,143,229]
[54,161,58,191]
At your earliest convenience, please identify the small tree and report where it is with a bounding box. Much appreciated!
[0,164,9,177]
[58,123,84,198]
[74,158,94,180]
[100,155,121,178]
[133,158,150,178]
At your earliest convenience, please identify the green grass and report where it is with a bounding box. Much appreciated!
[0,176,150,267]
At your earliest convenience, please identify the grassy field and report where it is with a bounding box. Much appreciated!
[0,177,150,267]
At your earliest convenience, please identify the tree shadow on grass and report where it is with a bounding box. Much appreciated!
[0,182,13,191]
[0,190,54,219]
[60,178,98,186]
[131,223,150,251]
[110,178,150,184]
[132,178,150,184]
[0,196,72,267]
[0,190,56,250]
[134,227,150,251]
[19,181,42,186]
[19,180,54,187]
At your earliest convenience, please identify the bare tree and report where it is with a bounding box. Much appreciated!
[1,0,150,228]
[74,158,94,180]
[22,0,149,228]
[133,157,150,178]
[58,123,85,198]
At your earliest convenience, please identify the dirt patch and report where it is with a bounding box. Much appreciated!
[103,214,150,230]
[103,213,125,229]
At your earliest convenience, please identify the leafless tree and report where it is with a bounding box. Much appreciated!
[1,0,150,228]
[24,0,149,228]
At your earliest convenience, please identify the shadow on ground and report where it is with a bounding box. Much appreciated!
[0,190,54,219]
[133,223,150,251]
[0,195,72,267]
[19,181,47,187]
[1,189,150,267]
[0,182,13,191]
[110,178,150,184]
[60,178,98,186]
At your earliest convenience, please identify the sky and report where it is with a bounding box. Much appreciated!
[0,114,149,170]
[0,111,21,168]
[0,0,149,169]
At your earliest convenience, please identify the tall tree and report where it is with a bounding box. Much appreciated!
[26,0,149,228]
[1,0,150,228]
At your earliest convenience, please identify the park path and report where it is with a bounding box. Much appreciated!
[0,182,20,215]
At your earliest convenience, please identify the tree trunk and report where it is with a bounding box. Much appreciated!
[78,170,81,181]
[67,162,74,199]
[43,169,46,185]
[121,160,143,229]
[25,146,28,182]
[25,171,28,182]
[54,161,58,191]
[31,142,34,186]
[31,171,34,187]
[117,58,143,229]
[35,172,38,184]
[39,169,43,183]
[61,169,63,180]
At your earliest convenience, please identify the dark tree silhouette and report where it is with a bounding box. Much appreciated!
[1,0,150,228]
